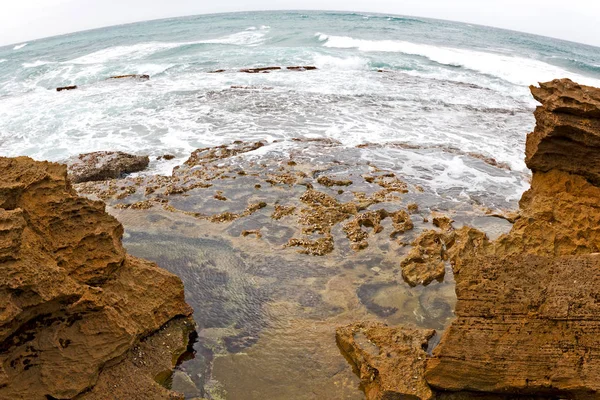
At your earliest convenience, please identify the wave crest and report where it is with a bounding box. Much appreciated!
[319,34,600,86]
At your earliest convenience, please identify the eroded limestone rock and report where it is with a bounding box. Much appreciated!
[336,322,435,400]
[0,157,193,399]
[425,79,600,398]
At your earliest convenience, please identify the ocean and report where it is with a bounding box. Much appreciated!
[1,10,600,207]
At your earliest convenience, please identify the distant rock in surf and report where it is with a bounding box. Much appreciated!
[208,66,317,74]
[287,66,318,71]
[107,74,150,81]
[240,66,282,73]
[67,151,150,183]
[56,85,78,92]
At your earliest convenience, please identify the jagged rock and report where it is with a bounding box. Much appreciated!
[336,322,435,400]
[400,230,452,287]
[67,151,150,183]
[425,80,600,398]
[0,157,193,399]
[526,78,600,184]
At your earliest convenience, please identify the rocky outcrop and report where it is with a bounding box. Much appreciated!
[336,322,435,400]
[425,79,600,398]
[526,79,600,185]
[338,79,600,399]
[67,151,150,183]
[0,157,193,399]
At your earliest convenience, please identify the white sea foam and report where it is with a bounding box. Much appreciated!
[319,34,600,87]
[313,55,368,70]
[66,30,268,64]
[13,43,28,50]
[22,60,56,68]
[0,59,6,64]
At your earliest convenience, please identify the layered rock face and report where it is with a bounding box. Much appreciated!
[0,157,193,399]
[338,79,600,399]
[425,79,600,398]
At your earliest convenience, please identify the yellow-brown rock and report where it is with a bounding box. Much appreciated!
[0,157,193,399]
[425,79,600,399]
[336,322,435,400]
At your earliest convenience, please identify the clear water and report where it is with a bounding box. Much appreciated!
[1,11,600,206]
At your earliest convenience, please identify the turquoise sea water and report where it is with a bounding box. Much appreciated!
[1,10,600,204]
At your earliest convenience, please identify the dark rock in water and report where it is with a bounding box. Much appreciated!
[107,74,150,81]
[209,69,226,73]
[287,66,318,71]
[0,157,193,399]
[239,66,282,73]
[67,151,150,183]
[157,154,176,161]
[56,85,77,92]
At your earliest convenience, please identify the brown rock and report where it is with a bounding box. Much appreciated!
[431,213,454,231]
[56,85,77,92]
[425,80,600,399]
[287,66,318,71]
[400,230,451,287]
[67,151,150,183]
[317,176,353,187]
[239,66,281,73]
[526,78,600,184]
[0,157,193,399]
[336,322,435,400]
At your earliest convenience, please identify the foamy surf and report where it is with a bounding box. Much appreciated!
[319,34,600,86]
[13,43,28,50]
[1,10,599,206]
[65,29,269,64]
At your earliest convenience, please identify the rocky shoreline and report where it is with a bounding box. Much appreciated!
[338,79,600,399]
[2,78,599,399]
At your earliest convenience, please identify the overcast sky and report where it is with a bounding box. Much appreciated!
[2,0,599,47]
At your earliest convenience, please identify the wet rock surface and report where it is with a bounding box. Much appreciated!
[336,322,435,400]
[67,151,150,183]
[424,80,600,398]
[0,157,193,399]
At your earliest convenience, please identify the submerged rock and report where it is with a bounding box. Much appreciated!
[67,151,150,183]
[0,157,193,399]
[336,322,435,400]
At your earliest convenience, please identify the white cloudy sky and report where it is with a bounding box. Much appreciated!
[2,0,599,47]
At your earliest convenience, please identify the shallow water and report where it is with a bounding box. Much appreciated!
[102,149,513,399]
